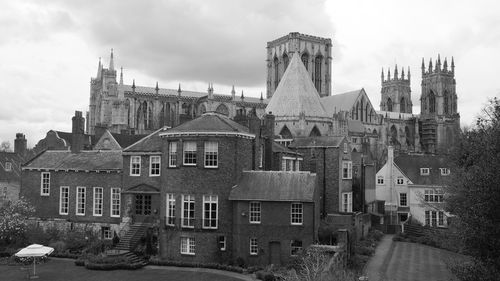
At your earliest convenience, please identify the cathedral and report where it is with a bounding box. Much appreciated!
[87,32,460,159]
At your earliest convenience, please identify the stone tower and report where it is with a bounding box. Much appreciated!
[419,55,460,154]
[380,65,412,113]
[266,32,332,99]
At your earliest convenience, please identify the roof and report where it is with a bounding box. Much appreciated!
[289,136,346,148]
[265,52,329,118]
[394,154,451,186]
[111,133,148,149]
[272,142,301,156]
[55,131,95,149]
[347,119,365,134]
[0,151,23,181]
[321,89,363,115]
[160,112,254,138]
[124,127,168,152]
[23,150,122,171]
[229,171,317,202]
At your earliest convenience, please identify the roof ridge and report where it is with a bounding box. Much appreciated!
[123,126,168,151]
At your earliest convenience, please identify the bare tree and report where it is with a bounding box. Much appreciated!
[0,141,11,152]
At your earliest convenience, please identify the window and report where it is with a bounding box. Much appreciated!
[218,236,226,251]
[342,161,352,179]
[130,156,141,176]
[5,162,11,171]
[377,176,384,185]
[399,193,407,207]
[290,240,303,256]
[182,195,195,228]
[249,202,261,224]
[204,141,218,168]
[150,156,161,176]
[249,238,258,255]
[76,187,86,216]
[59,186,69,215]
[180,237,195,255]
[169,142,178,167]
[425,210,445,226]
[440,168,450,176]
[166,193,175,226]
[110,188,120,217]
[183,141,197,166]
[396,176,404,185]
[102,226,112,240]
[203,195,218,229]
[291,203,303,225]
[420,168,430,175]
[93,187,103,216]
[343,143,348,153]
[342,192,352,212]
[424,189,444,203]
[40,172,50,196]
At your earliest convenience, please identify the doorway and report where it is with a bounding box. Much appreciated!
[269,241,281,265]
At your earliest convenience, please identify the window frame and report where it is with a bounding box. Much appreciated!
[341,192,353,212]
[424,189,444,203]
[102,226,112,240]
[440,168,450,176]
[76,186,86,216]
[93,187,104,216]
[202,195,218,229]
[204,141,218,168]
[249,238,258,255]
[149,155,161,176]
[166,193,176,226]
[40,172,50,196]
[396,176,404,185]
[399,193,408,207]
[130,156,141,176]
[342,161,352,179]
[249,201,261,224]
[180,237,195,255]
[290,240,303,256]
[181,195,195,228]
[420,168,430,175]
[183,141,197,166]
[290,202,303,225]
[376,175,384,185]
[169,142,178,167]
[425,210,445,227]
[110,188,121,217]
[5,162,12,171]
[59,186,69,215]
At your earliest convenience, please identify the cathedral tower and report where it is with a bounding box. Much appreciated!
[419,55,460,154]
[266,32,332,99]
[380,65,412,113]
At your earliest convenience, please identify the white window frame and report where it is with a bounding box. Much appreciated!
[76,186,86,216]
[290,202,303,225]
[249,238,258,255]
[183,141,197,166]
[130,156,141,176]
[181,194,195,228]
[204,141,218,168]
[59,186,69,215]
[424,189,444,203]
[342,192,353,212]
[203,195,218,229]
[180,237,195,255]
[396,176,404,185]
[290,240,303,256]
[40,172,50,196]
[166,193,176,226]
[425,210,445,227]
[376,175,384,185]
[440,168,450,176]
[342,161,352,179]
[110,188,121,217]
[420,168,430,175]
[102,226,112,240]
[169,142,178,167]
[93,187,103,216]
[399,193,408,207]
[5,162,12,171]
[249,201,261,224]
[149,155,161,176]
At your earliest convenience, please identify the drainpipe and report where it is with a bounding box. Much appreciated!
[322,147,326,218]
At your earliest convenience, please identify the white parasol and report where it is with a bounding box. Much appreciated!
[15,244,54,279]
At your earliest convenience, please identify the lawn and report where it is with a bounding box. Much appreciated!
[0,258,247,281]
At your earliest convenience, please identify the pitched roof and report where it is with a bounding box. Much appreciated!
[111,133,148,149]
[124,127,168,152]
[23,150,122,171]
[229,171,317,202]
[394,154,451,186]
[272,142,301,156]
[265,52,329,118]
[160,112,254,138]
[289,136,346,148]
[321,89,363,115]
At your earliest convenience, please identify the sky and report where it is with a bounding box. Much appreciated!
[1,0,499,148]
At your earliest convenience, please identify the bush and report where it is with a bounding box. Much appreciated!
[256,270,275,281]
[355,245,374,256]
[368,229,384,241]
[448,259,500,281]
[49,241,67,253]
[148,258,244,273]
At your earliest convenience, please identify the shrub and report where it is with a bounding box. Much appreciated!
[148,258,244,273]
[49,241,67,253]
[368,229,384,241]
[355,245,374,256]
[256,270,275,281]
[235,256,246,268]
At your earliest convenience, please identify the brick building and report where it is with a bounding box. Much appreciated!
[229,171,319,266]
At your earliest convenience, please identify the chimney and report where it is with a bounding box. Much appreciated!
[71,111,85,153]
[14,133,27,155]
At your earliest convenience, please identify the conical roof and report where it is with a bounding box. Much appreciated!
[266,52,329,118]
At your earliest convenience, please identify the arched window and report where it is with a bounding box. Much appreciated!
[283,53,289,72]
[387,98,393,112]
[280,125,293,139]
[274,56,279,89]
[372,129,378,137]
[159,103,165,127]
[126,99,130,126]
[215,103,229,116]
[360,100,364,122]
[429,91,436,113]
[166,103,171,126]
[148,102,153,129]
[365,104,369,122]
[390,125,398,146]
[198,103,207,116]
[301,52,309,71]
[444,91,449,115]
[400,97,406,113]
[355,102,360,120]
[405,126,412,147]
[142,101,148,129]
[314,55,323,93]
[309,126,321,137]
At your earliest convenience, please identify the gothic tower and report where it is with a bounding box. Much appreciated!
[420,55,460,154]
[266,32,332,99]
[380,65,412,113]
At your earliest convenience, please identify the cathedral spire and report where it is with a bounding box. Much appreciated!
[96,57,102,78]
[381,67,384,83]
[394,64,398,80]
[231,85,235,100]
[443,57,448,71]
[260,92,263,102]
[428,58,433,73]
[421,58,425,75]
[437,54,441,72]
[387,68,391,80]
[132,79,136,92]
[451,56,455,74]
[109,48,114,71]
[241,90,244,100]
[155,81,159,94]
[407,66,411,82]
[401,67,405,80]
[178,83,182,96]
[119,67,123,85]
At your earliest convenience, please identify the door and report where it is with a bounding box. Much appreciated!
[135,194,152,219]
[269,241,281,265]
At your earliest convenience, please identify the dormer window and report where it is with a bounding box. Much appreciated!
[377,176,384,185]
[396,176,404,185]
[420,168,430,175]
[4,162,11,171]
[440,168,450,176]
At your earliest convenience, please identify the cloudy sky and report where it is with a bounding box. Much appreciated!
[1,0,499,147]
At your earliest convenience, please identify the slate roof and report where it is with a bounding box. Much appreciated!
[289,136,345,148]
[321,89,363,115]
[265,52,329,118]
[394,154,451,186]
[55,131,96,149]
[0,152,23,181]
[23,150,122,171]
[110,133,147,149]
[160,112,254,138]
[229,171,317,202]
[124,127,168,152]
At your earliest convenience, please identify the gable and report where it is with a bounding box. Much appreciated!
[123,184,160,194]
[94,130,122,150]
